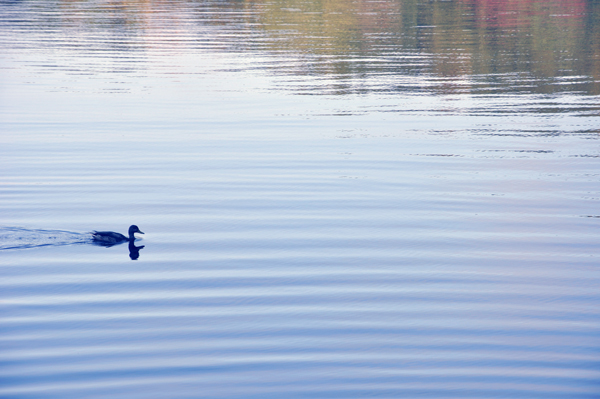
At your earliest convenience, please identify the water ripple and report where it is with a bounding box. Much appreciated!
[0,227,91,250]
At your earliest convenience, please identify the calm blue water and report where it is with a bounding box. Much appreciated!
[1,0,599,398]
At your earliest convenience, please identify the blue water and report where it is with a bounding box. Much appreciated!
[1,0,599,398]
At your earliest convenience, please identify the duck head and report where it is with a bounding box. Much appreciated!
[128,225,144,239]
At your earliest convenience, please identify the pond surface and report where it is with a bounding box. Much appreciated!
[1,0,599,398]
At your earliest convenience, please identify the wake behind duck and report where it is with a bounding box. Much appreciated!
[0,227,90,250]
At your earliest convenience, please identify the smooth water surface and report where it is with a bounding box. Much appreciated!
[1,1,600,398]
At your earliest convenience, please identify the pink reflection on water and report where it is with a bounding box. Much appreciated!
[462,0,587,28]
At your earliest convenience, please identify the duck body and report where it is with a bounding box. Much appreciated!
[92,225,143,246]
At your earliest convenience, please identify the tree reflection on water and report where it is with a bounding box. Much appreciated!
[8,0,599,95]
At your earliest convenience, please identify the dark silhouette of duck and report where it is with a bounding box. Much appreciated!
[92,225,144,246]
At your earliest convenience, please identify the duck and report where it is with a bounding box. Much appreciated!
[92,225,144,245]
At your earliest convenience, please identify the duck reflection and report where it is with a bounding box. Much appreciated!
[128,241,145,260]
[92,225,145,260]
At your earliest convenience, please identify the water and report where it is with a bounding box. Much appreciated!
[1,0,599,398]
